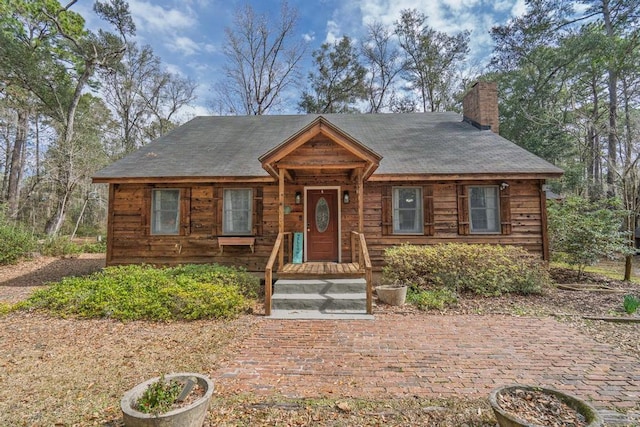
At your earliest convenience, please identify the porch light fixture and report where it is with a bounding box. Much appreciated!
[500,182,509,191]
[343,190,350,204]
[295,191,302,204]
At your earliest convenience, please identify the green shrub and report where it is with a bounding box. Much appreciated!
[407,288,458,310]
[548,196,633,280]
[20,264,259,321]
[79,240,107,253]
[383,243,550,297]
[0,211,37,265]
[40,236,81,257]
[623,294,639,315]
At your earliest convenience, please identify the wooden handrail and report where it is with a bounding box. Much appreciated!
[264,232,291,316]
[351,231,373,314]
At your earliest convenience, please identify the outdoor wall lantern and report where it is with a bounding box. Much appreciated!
[500,182,510,191]
[295,191,302,204]
[343,190,350,204]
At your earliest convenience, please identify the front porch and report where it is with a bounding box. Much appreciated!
[279,261,362,279]
[259,117,381,317]
[265,231,373,316]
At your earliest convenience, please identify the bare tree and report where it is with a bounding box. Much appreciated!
[102,42,197,153]
[214,1,306,115]
[360,21,404,113]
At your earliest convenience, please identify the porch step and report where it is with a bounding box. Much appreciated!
[270,278,372,319]
[274,278,366,294]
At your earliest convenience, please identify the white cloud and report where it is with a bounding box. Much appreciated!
[128,0,197,34]
[303,32,316,42]
[493,0,513,13]
[511,0,527,17]
[166,36,201,56]
[325,20,341,44]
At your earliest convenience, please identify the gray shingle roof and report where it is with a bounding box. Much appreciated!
[93,113,563,180]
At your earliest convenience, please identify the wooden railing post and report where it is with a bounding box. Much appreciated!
[265,232,284,316]
[351,231,373,314]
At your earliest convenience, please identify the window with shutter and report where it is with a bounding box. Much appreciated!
[151,189,180,235]
[223,189,253,235]
[457,184,512,235]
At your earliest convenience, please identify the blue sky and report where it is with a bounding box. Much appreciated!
[78,0,528,118]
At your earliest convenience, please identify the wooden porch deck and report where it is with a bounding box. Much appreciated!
[278,262,363,279]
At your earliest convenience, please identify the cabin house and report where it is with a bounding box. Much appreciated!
[93,82,563,316]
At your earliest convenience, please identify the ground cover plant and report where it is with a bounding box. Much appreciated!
[17,263,259,321]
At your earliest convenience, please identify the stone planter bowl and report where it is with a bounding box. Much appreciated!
[489,384,603,427]
[375,284,408,306]
[121,373,214,427]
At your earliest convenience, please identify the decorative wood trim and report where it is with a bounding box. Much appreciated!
[499,183,512,235]
[381,185,392,235]
[92,176,273,184]
[213,187,222,236]
[142,186,151,236]
[253,187,263,236]
[275,161,367,170]
[259,117,381,181]
[180,187,191,236]
[457,184,469,235]
[369,173,563,182]
[423,185,434,236]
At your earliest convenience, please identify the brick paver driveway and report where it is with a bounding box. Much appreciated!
[214,313,639,411]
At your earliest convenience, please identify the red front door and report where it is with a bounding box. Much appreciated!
[306,189,339,262]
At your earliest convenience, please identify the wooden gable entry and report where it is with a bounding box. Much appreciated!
[259,116,382,240]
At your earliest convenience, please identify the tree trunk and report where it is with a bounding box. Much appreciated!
[7,109,29,219]
[44,191,70,236]
[603,0,618,198]
[43,63,93,236]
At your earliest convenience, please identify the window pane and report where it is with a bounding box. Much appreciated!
[393,187,423,234]
[151,189,180,235]
[469,187,499,233]
[224,189,252,234]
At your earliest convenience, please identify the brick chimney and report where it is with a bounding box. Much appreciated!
[462,81,499,134]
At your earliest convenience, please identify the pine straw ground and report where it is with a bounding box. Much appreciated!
[0,255,638,426]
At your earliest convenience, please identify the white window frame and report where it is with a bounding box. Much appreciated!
[223,188,253,235]
[392,187,423,235]
[469,186,500,234]
[151,189,180,235]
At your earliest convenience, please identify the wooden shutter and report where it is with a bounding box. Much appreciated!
[252,187,263,236]
[457,184,469,235]
[499,183,512,235]
[423,185,434,236]
[180,187,191,236]
[381,185,393,235]
[212,187,223,236]
[142,186,151,236]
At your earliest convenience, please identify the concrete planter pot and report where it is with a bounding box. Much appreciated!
[121,373,214,427]
[376,285,408,306]
[489,384,603,427]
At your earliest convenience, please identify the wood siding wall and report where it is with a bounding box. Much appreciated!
[106,179,547,271]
